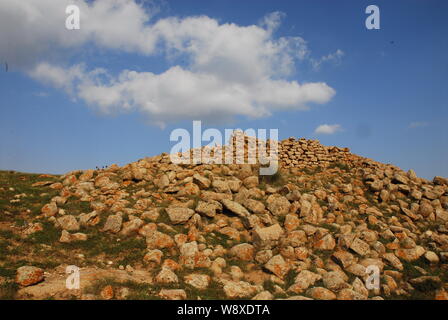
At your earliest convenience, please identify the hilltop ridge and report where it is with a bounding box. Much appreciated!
[0,135,447,300]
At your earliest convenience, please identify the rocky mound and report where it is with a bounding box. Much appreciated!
[0,135,447,300]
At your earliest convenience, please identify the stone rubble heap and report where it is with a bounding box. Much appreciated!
[279,137,356,169]
[5,134,448,300]
[174,131,362,170]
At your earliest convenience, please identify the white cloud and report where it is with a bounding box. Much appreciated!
[311,49,345,71]
[259,11,285,33]
[409,121,429,128]
[30,63,335,125]
[314,124,342,135]
[1,0,340,126]
[0,0,158,67]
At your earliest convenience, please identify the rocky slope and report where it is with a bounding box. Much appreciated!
[0,135,447,300]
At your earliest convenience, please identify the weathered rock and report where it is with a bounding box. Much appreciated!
[382,253,403,271]
[179,241,211,269]
[379,189,390,202]
[392,173,409,185]
[195,200,222,218]
[221,199,250,217]
[184,274,211,290]
[252,290,274,300]
[102,214,123,233]
[157,174,170,189]
[243,199,266,215]
[332,251,356,269]
[264,254,290,279]
[283,230,307,247]
[193,174,211,189]
[212,179,231,193]
[165,207,195,224]
[435,289,448,300]
[17,268,152,299]
[337,288,366,300]
[155,267,178,284]
[243,176,259,188]
[79,211,100,227]
[288,270,322,294]
[141,208,160,222]
[230,243,255,261]
[16,266,44,287]
[146,231,175,249]
[143,249,163,264]
[349,238,370,256]
[120,218,144,236]
[100,285,114,300]
[306,287,337,300]
[223,280,260,299]
[418,201,434,217]
[79,169,94,182]
[255,250,273,264]
[177,182,200,196]
[284,214,300,232]
[424,251,439,264]
[433,176,448,186]
[158,289,187,300]
[266,195,291,216]
[323,271,349,291]
[395,246,425,262]
[22,223,43,236]
[41,202,58,217]
[59,230,88,243]
[314,233,336,250]
[253,224,284,248]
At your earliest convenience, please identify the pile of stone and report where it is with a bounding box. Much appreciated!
[225,133,366,170]
[279,137,354,169]
[5,134,448,300]
[167,131,362,170]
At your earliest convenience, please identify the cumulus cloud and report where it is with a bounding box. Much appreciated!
[314,124,343,135]
[1,0,340,126]
[311,49,345,71]
[0,0,158,67]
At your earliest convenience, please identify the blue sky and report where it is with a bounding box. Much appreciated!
[0,0,447,179]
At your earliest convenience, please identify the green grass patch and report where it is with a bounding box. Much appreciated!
[259,169,288,188]
[0,282,19,300]
[25,221,60,244]
[328,162,350,171]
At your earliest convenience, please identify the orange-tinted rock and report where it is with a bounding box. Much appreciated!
[41,202,57,217]
[16,266,44,287]
[159,289,187,300]
[146,231,175,249]
[306,287,337,300]
[100,285,114,300]
[230,243,255,261]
